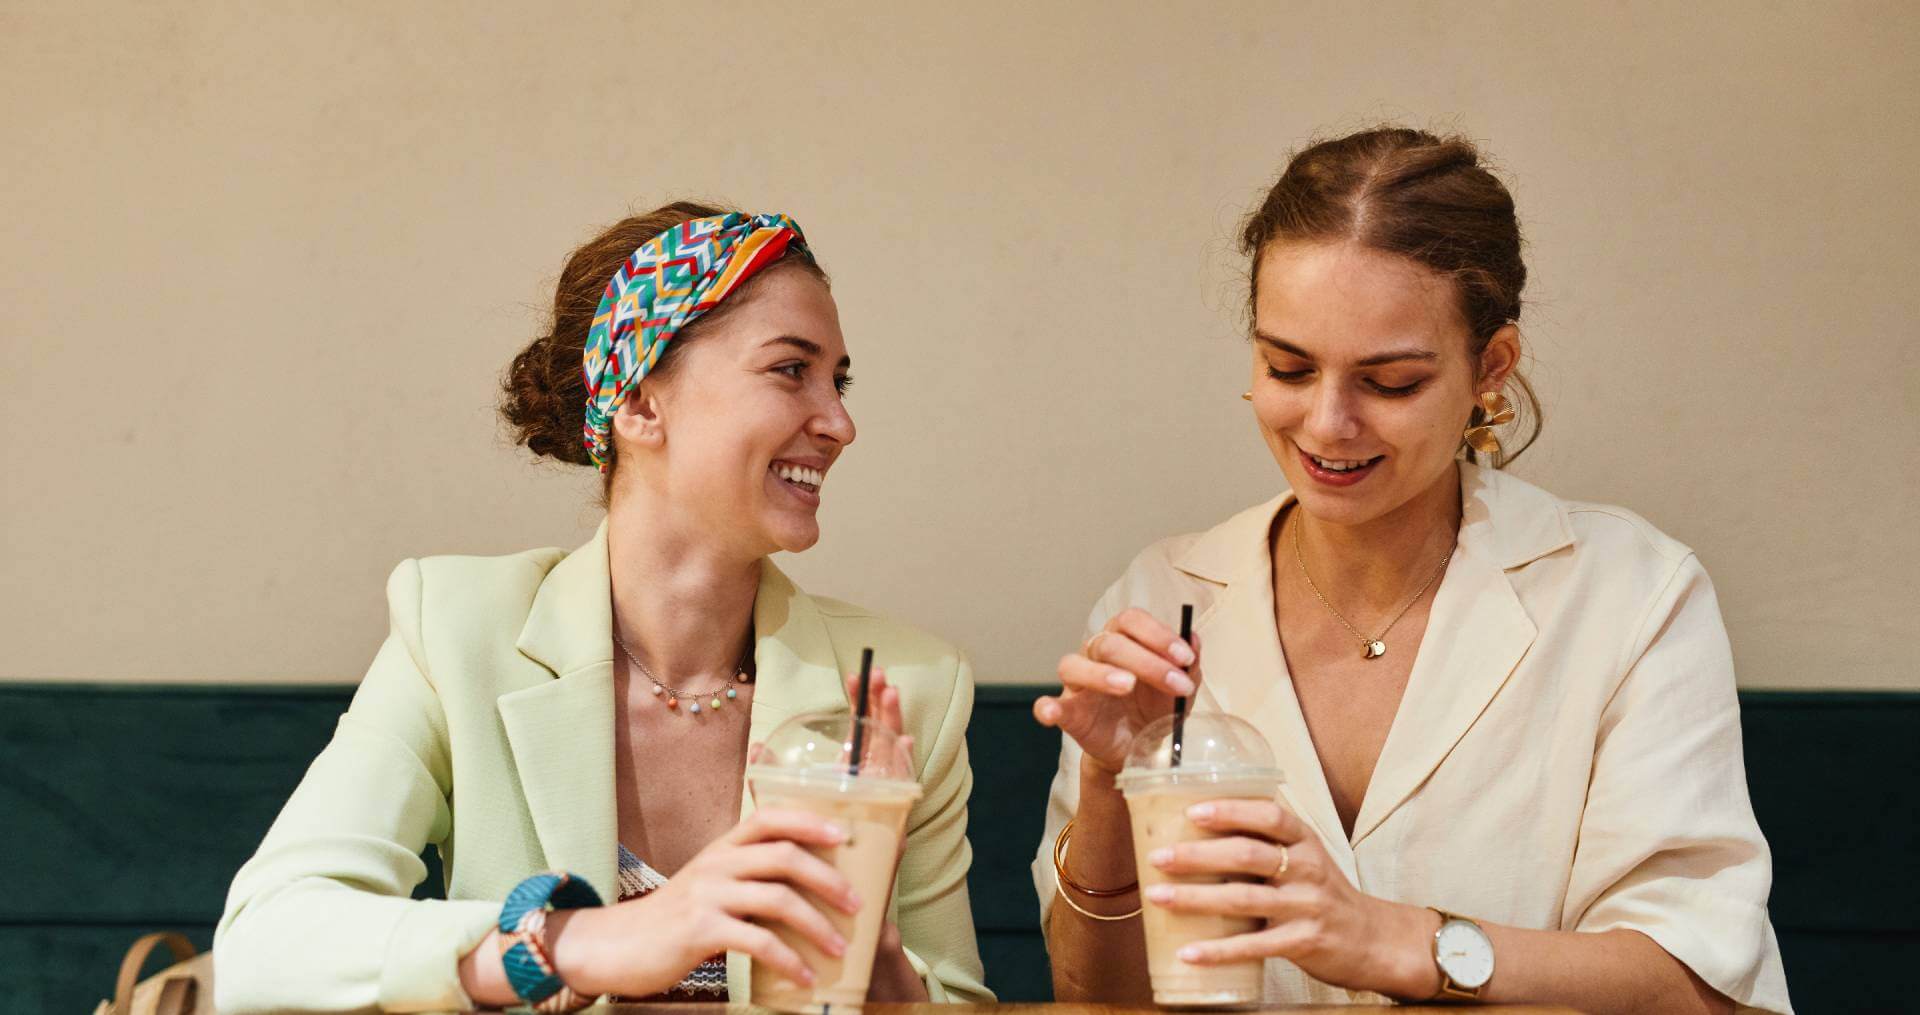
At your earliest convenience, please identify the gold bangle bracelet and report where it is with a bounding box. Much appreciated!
[1054,884,1142,922]
[1052,817,1140,897]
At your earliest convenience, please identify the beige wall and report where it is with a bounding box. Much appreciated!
[3,1,1915,689]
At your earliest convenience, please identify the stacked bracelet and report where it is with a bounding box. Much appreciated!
[499,870,603,1013]
[1052,818,1143,921]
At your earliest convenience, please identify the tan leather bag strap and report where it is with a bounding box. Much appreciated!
[153,973,198,1015]
[112,932,197,1015]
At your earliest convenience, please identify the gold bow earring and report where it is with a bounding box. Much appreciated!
[1241,391,1253,401]
[1463,390,1515,456]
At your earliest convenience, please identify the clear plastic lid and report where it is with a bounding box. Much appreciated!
[1113,711,1285,792]
[745,710,919,794]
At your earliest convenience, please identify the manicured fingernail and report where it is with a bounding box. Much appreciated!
[828,823,849,842]
[1170,641,1196,666]
[1177,945,1201,963]
[1148,848,1172,867]
[830,935,848,956]
[1187,802,1214,821]
[1107,670,1135,691]
[1166,671,1196,696]
[1145,884,1173,903]
[800,967,816,984]
[844,891,863,912]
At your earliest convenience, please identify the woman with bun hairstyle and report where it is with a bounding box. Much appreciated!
[1033,130,1791,1013]
[216,203,991,1011]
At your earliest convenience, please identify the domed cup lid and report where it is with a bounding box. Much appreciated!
[746,709,919,796]
[1112,711,1285,793]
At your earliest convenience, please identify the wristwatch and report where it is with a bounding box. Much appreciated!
[1428,907,1494,1001]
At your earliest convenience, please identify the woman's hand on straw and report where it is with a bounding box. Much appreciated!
[1033,607,1199,774]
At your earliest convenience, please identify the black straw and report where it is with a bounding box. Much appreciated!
[1171,605,1192,768]
[850,647,875,774]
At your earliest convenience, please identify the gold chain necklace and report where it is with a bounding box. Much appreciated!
[1292,515,1453,660]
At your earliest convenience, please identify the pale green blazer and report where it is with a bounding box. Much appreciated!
[214,523,992,1013]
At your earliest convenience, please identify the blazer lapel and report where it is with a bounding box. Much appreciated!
[743,559,853,750]
[1347,465,1568,847]
[499,521,618,897]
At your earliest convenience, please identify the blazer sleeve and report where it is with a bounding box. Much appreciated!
[214,560,499,1014]
[1561,554,1794,1014]
[892,652,996,1002]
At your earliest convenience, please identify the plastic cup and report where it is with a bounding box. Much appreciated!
[1114,711,1285,1008]
[746,711,920,1015]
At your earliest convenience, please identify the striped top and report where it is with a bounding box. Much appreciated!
[608,844,728,1002]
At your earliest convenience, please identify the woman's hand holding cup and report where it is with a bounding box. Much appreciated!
[1142,797,1440,1000]
[547,807,860,999]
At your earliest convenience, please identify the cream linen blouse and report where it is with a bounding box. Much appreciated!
[1032,463,1792,1013]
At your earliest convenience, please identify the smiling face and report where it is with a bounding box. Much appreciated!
[611,266,855,558]
[1250,240,1516,529]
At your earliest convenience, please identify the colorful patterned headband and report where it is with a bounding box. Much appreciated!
[582,212,809,470]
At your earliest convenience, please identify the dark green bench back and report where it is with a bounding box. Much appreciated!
[3,683,1913,1012]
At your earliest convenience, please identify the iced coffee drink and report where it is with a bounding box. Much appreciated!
[746,712,921,1015]
[1115,712,1284,1008]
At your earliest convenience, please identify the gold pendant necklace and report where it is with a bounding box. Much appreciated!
[1293,514,1453,660]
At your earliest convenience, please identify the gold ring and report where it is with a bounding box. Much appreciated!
[1082,631,1112,663]
[1273,844,1290,880]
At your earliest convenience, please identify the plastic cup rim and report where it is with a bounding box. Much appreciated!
[1112,765,1286,793]
[745,764,922,794]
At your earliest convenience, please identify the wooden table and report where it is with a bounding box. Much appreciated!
[591,997,1582,1005]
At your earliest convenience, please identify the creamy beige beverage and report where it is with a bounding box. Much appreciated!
[1115,711,1285,1008]
[747,776,920,1014]
[745,708,921,1015]
[1124,779,1280,1007]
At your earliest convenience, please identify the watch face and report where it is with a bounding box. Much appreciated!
[1436,919,1494,989]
